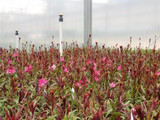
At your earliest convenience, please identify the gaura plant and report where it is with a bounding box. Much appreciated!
[0,41,159,120]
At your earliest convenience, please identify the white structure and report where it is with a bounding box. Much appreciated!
[15,30,19,49]
[130,108,135,120]
[84,0,92,46]
[59,15,63,56]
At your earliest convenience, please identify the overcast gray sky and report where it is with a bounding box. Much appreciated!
[0,0,160,49]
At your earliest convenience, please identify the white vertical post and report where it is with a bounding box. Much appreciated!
[84,0,92,46]
[59,15,63,56]
[15,30,19,49]
[131,108,135,120]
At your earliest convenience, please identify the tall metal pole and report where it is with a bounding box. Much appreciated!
[59,15,63,56]
[15,30,19,49]
[84,0,92,47]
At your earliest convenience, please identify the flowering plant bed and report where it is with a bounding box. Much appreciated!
[0,43,159,120]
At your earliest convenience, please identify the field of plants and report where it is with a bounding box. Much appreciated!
[0,42,160,120]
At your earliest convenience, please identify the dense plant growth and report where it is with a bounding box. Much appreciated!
[0,42,159,120]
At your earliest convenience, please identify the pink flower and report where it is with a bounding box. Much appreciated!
[6,68,16,74]
[80,80,83,84]
[60,57,65,62]
[93,62,97,67]
[69,60,73,64]
[64,68,69,73]
[25,65,33,72]
[156,71,160,75]
[8,60,12,64]
[76,82,80,88]
[143,55,146,59]
[95,70,100,76]
[39,78,48,87]
[117,65,122,71]
[84,83,88,87]
[86,61,92,64]
[95,76,100,82]
[110,82,116,88]
[103,57,106,61]
[83,67,86,71]
[107,63,111,66]
[104,59,111,66]
[13,53,18,57]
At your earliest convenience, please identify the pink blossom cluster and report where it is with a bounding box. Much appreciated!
[110,82,116,88]
[117,65,122,71]
[39,78,48,87]
[25,65,33,72]
[13,52,18,57]
[75,77,90,89]
[6,67,16,74]
[62,64,69,73]
[8,60,12,64]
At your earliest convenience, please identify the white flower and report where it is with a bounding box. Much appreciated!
[48,64,56,70]
[71,88,75,99]
[51,64,56,70]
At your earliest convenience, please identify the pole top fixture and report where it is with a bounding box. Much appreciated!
[59,15,63,22]
[15,30,19,35]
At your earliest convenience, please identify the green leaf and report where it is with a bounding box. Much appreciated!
[110,112,121,120]
[107,100,111,109]
[0,98,7,103]
[110,101,116,112]
[62,115,68,120]
[106,109,113,117]
[0,73,4,78]
[66,110,81,120]
[126,90,131,100]
[47,115,57,120]
[141,85,146,94]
